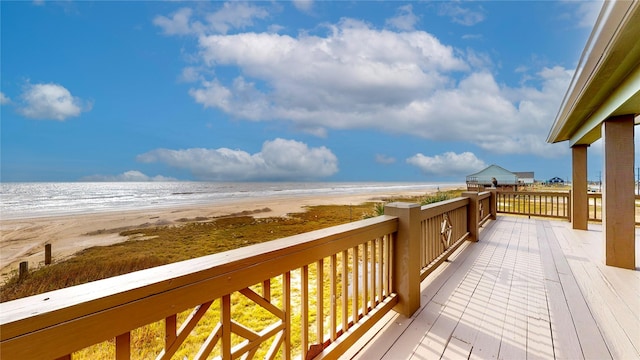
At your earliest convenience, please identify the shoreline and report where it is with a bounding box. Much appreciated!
[0,187,461,280]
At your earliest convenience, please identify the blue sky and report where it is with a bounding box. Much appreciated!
[1,0,617,183]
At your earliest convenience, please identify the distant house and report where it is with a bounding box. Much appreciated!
[514,171,535,185]
[547,177,565,185]
[466,165,518,191]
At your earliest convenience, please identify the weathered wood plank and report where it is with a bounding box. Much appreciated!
[524,220,554,360]
[469,218,518,360]
[536,221,584,360]
[497,219,528,360]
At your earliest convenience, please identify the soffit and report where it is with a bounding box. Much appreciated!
[547,1,640,145]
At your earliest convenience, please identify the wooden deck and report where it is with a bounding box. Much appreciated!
[350,216,640,359]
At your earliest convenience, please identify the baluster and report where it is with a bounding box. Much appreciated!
[316,258,324,344]
[115,332,130,360]
[341,250,349,332]
[371,238,378,306]
[352,245,359,324]
[363,242,369,315]
[284,272,291,359]
[330,254,337,341]
[222,295,231,359]
[302,265,309,355]
[165,314,177,350]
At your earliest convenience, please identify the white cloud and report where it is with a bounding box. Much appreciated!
[159,10,573,157]
[155,3,269,36]
[572,1,603,28]
[137,138,338,181]
[0,92,10,105]
[154,8,198,36]
[375,154,396,165]
[206,2,269,34]
[406,151,486,176]
[386,5,419,31]
[292,0,313,12]
[438,4,485,26]
[18,83,92,121]
[81,170,176,182]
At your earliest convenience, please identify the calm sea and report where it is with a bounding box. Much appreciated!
[0,182,463,220]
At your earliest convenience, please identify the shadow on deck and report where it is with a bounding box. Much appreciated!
[351,216,640,360]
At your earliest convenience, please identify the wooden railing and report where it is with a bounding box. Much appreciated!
[496,191,571,219]
[587,193,640,225]
[0,192,496,360]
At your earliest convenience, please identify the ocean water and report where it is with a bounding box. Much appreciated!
[0,182,463,220]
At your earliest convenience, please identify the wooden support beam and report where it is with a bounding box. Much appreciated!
[602,115,636,269]
[572,145,589,230]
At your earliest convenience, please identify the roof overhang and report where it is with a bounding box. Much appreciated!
[547,1,640,146]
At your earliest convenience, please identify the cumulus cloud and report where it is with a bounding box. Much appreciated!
[154,3,268,36]
[406,151,487,176]
[386,5,419,31]
[17,83,92,120]
[0,92,10,105]
[156,6,572,157]
[438,4,485,26]
[154,7,197,35]
[137,138,338,181]
[81,170,176,182]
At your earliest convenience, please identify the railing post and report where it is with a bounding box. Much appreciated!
[384,202,421,317]
[489,189,497,220]
[45,243,52,265]
[19,261,28,281]
[462,192,480,242]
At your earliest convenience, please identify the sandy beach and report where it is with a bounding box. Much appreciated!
[1,188,455,280]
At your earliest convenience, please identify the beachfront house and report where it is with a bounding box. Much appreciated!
[546,176,565,185]
[514,171,535,185]
[465,164,518,190]
[1,1,638,359]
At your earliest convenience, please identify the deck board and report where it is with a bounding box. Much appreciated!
[353,216,640,360]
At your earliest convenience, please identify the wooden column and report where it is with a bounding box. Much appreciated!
[462,192,479,242]
[384,202,421,317]
[489,189,497,220]
[602,115,636,269]
[572,145,589,230]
